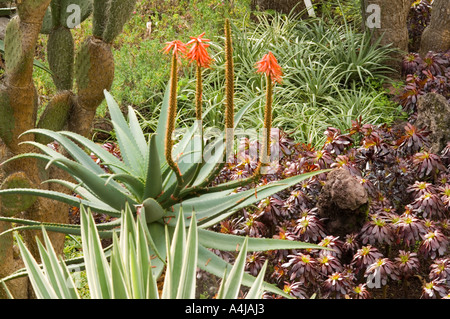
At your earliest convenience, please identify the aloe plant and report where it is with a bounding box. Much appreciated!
[1,204,267,299]
[0,19,327,298]
[0,87,324,297]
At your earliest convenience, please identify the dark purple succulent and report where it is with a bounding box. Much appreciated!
[218,217,242,235]
[412,151,446,178]
[322,272,353,298]
[419,229,448,259]
[396,123,430,155]
[240,213,268,237]
[398,74,425,112]
[293,213,327,242]
[256,195,286,223]
[438,184,450,209]
[410,191,446,220]
[330,154,361,177]
[421,51,447,76]
[394,210,427,246]
[364,258,399,288]
[351,245,384,274]
[394,250,420,278]
[318,236,344,258]
[305,148,334,170]
[402,53,424,76]
[323,127,353,155]
[429,258,450,283]
[282,281,309,299]
[342,233,360,255]
[407,1,432,52]
[270,263,287,284]
[285,189,310,212]
[421,279,449,299]
[348,283,371,299]
[317,253,344,278]
[245,251,266,276]
[359,213,395,246]
[407,180,437,198]
[282,253,319,286]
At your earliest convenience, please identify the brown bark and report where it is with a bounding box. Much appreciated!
[419,0,450,56]
[362,0,414,72]
[0,0,67,298]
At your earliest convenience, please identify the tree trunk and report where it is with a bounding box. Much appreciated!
[419,0,450,56]
[362,0,414,72]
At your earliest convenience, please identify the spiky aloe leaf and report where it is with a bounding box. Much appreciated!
[167,170,328,228]
[104,91,145,175]
[143,134,163,199]
[80,205,112,299]
[15,235,59,299]
[45,157,136,211]
[37,227,80,299]
[58,131,129,174]
[0,214,120,238]
[245,260,268,299]
[176,212,198,299]
[198,229,325,252]
[141,198,166,223]
[21,129,107,175]
[197,244,291,298]
[220,236,248,299]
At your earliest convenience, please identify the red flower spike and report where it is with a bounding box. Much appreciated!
[162,40,187,61]
[255,51,283,84]
[186,32,213,68]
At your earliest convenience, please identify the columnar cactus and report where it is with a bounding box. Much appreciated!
[0,0,137,298]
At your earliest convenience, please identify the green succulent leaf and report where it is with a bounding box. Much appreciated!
[143,134,163,199]
[198,228,326,252]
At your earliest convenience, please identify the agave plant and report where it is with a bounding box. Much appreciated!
[0,204,268,299]
[0,20,326,297]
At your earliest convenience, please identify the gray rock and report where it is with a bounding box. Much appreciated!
[317,168,368,237]
[415,92,450,154]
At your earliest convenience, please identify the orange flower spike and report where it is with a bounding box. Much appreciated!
[162,40,187,61]
[255,51,283,84]
[186,32,213,68]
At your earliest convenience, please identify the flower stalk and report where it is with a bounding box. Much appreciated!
[254,51,282,176]
[195,63,203,122]
[224,18,235,160]
[163,40,186,191]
